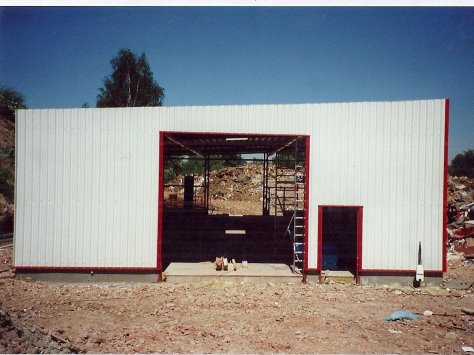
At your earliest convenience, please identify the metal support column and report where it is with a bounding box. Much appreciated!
[262,153,270,216]
[204,155,210,212]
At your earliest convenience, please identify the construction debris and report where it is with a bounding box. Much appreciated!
[321,270,355,284]
[444,176,474,289]
[388,329,402,334]
[0,240,11,272]
[384,310,419,321]
[461,308,474,316]
[215,257,223,271]
[441,280,474,290]
[423,310,433,317]
[0,309,83,353]
[447,177,474,251]
[215,257,241,272]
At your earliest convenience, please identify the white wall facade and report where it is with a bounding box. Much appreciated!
[14,99,448,272]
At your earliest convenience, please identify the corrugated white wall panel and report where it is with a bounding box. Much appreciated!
[15,108,159,267]
[311,100,445,271]
[14,100,447,272]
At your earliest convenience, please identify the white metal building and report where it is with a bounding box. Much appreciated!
[14,99,449,283]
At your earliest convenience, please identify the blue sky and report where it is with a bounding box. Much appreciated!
[0,7,473,160]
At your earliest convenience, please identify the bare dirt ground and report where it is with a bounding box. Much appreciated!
[1,242,473,354]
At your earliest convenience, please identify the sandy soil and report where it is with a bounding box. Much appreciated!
[0,246,473,354]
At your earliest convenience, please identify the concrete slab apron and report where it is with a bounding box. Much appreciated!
[164,262,302,283]
[442,279,474,290]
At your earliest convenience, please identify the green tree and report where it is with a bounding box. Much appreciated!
[97,49,165,108]
[164,154,245,183]
[0,85,27,121]
[222,154,244,167]
[450,149,474,178]
[164,158,184,183]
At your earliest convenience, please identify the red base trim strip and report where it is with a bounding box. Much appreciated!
[15,266,160,274]
[305,269,443,277]
[360,269,443,277]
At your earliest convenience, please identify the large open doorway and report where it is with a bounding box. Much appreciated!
[158,132,309,281]
[319,206,362,278]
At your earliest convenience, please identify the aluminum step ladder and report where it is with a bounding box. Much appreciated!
[292,182,305,273]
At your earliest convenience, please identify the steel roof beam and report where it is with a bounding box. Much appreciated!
[165,135,204,158]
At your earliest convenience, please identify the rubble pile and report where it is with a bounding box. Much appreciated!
[209,164,266,203]
[0,246,13,277]
[0,246,12,266]
[447,176,474,261]
[0,308,82,353]
[165,163,276,214]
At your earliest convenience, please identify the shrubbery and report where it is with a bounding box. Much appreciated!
[0,146,14,203]
[449,149,474,178]
[164,154,244,183]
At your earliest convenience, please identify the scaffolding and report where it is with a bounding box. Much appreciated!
[274,137,306,273]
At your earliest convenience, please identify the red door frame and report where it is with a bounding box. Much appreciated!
[317,205,363,283]
[157,131,311,282]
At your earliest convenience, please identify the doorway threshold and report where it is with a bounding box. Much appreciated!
[321,270,355,284]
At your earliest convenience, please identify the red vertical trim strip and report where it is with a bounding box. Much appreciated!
[442,99,449,273]
[357,207,363,278]
[317,206,323,270]
[157,132,165,279]
[304,136,310,272]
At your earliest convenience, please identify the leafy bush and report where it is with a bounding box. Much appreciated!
[164,154,244,183]
[0,85,27,121]
[449,149,474,178]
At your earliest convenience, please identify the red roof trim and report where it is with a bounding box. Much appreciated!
[360,269,443,277]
